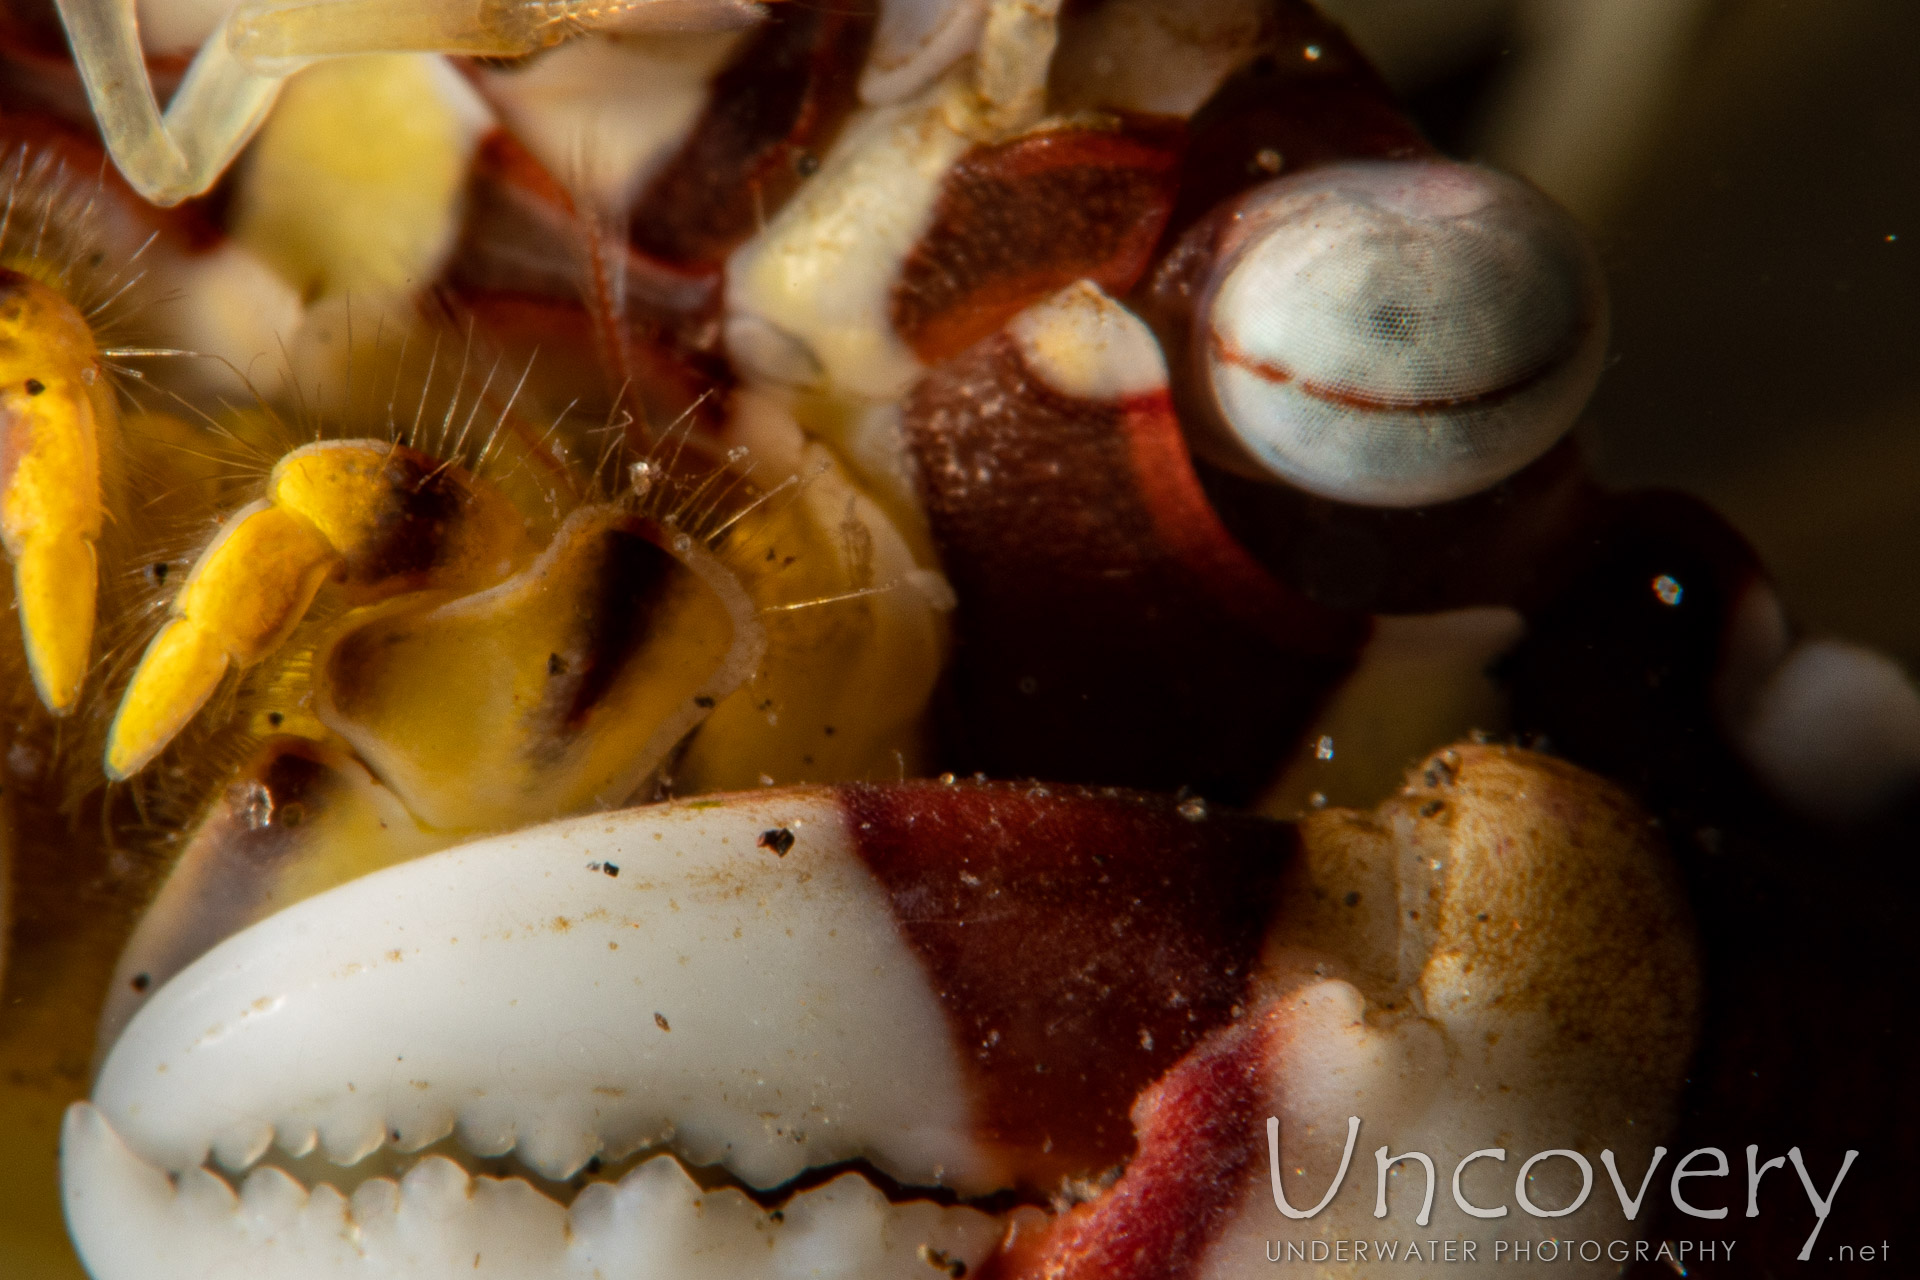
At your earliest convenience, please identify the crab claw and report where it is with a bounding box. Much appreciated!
[65,750,1696,1279]
[65,781,1283,1278]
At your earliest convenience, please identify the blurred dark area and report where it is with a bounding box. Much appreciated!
[1332,0,1920,667]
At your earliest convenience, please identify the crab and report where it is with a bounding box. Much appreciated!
[0,1,1912,1277]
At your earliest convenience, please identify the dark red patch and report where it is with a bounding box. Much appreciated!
[1161,8,1433,245]
[1210,327,1585,413]
[1503,489,1769,809]
[977,1009,1274,1280]
[0,102,227,248]
[1191,437,1601,614]
[892,124,1183,364]
[836,780,1287,1189]
[904,332,1364,800]
[628,1,877,267]
[454,128,719,316]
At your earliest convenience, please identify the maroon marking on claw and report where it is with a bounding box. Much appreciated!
[905,331,1364,799]
[892,124,1184,364]
[977,1009,1274,1280]
[629,0,878,267]
[836,780,1287,1188]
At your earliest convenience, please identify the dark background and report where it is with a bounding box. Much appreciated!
[1331,0,1920,667]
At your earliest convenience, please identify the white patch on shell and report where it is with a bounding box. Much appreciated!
[1208,753,1695,1276]
[149,241,306,398]
[1195,983,1640,1277]
[1051,0,1274,117]
[724,82,973,399]
[1006,281,1169,403]
[1261,607,1526,816]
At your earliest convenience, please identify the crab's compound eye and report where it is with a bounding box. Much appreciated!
[1202,160,1607,508]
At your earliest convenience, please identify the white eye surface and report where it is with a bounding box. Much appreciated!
[1203,160,1607,508]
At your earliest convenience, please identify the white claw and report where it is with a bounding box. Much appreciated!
[212,1122,276,1175]
[66,794,1002,1280]
[65,1103,1003,1280]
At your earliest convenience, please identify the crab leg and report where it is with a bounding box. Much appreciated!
[52,0,281,205]
[104,440,527,778]
[0,269,109,715]
[53,0,778,205]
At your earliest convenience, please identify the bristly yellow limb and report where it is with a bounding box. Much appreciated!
[105,441,526,780]
[0,268,109,717]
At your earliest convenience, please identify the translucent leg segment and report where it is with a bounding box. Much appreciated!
[53,0,286,205]
[54,0,746,205]
[231,0,607,66]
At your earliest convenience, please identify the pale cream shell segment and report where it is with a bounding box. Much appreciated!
[1006,281,1170,402]
[1738,637,1920,823]
[1052,0,1274,117]
[724,83,973,400]
[84,795,989,1193]
[1261,607,1524,817]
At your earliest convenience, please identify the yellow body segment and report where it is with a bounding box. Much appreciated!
[679,434,950,790]
[232,54,481,301]
[178,503,340,664]
[266,441,524,593]
[319,505,762,830]
[0,268,108,715]
[106,441,527,779]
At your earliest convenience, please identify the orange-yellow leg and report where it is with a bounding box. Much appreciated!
[0,269,107,717]
[105,440,524,779]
